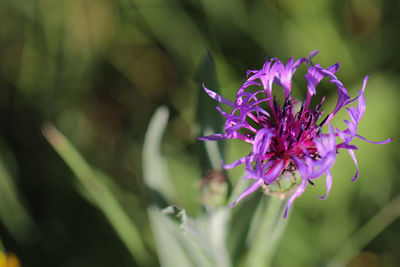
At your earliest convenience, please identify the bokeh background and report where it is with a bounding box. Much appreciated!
[0,0,399,266]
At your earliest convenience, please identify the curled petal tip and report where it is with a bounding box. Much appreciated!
[361,75,369,93]
[351,176,359,182]
[283,209,289,219]
[383,137,393,144]
[230,180,263,207]
[198,134,226,141]
[309,50,319,59]
[318,171,332,200]
[355,134,393,144]
[202,84,235,107]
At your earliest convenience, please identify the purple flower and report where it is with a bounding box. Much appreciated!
[199,51,392,218]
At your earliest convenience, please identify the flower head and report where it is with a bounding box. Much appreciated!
[199,51,392,218]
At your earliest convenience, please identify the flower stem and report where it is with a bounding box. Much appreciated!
[243,195,288,267]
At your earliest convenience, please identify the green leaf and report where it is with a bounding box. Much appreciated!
[144,107,213,266]
[143,106,177,205]
[161,206,214,267]
[149,205,232,267]
[42,123,151,266]
[148,206,197,267]
[0,143,35,246]
[195,50,224,170]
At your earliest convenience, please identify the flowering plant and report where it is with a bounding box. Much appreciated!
[199,51,391,217]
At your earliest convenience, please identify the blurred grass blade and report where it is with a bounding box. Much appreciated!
[132,0,204,67]
[42,123,151,266]
[0,153,35,245]
[195,50,224,170]
[327,194,400,267]
[143,106,176,203]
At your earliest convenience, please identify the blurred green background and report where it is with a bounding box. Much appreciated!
[0,0,399,266]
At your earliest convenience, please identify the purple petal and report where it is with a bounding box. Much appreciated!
[284,177,307,218]
[245,159,274,180]
[347,149,359,181]
[345,107,357,124]
[326,62,340,75]
[203,84,234,107]
[336,142,358,150]
[285,57,294,69]
[215,106,230,118]
[361,75,369,93]
[356,93,366,122]
[336,128,351,144]
[304,62,342,110]
[292,57,308,70]
[309,50,319,60]
[264,160,285,184]
[323,76,368,130]
[253,128,274,155]
[291,156,307,177]
[318,171,332,200]
[322,83,350,126]
[198,134,227,141]
[221,156,247,169]
[315,124,336,157]
[304,154,336,180]
[350,76,368,123]
[355,134,392,145]
[242,80,262,88]
[246,70,258,77]
[237,90,264,103]
[305,65,322,95]
[230,179,264,207]
[343,119,356,136]
[277,57,308,98]
[260,62,279,96]
[293,125,336,180]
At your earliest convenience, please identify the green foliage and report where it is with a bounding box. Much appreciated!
[195,50,225,170]
[0,0,398,266]
[43,123,152,266]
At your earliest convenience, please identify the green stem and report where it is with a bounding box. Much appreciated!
[327,194,400,267]
[244,195,288,267]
